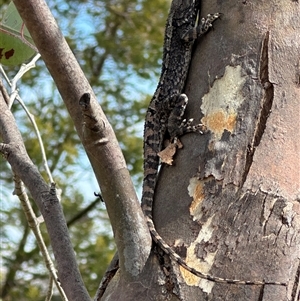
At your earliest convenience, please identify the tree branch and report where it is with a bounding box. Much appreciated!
[14,175,68,300]
[0,92,90,301]
[12,0,151,282]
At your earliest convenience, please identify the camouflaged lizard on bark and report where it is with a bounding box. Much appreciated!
[141,0,287,286]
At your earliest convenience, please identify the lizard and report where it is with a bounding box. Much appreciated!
[141,0,287,286]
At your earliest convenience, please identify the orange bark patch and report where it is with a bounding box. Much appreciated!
[201,110,236,136]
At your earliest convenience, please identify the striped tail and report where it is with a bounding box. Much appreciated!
[144,215,287,286]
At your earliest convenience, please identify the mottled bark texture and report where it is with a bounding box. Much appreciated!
[7,0,299,300]
[102,1,299,300]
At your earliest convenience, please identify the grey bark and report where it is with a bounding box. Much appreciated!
[6,0,151,299]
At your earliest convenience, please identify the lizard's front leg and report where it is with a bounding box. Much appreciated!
[181,13,221,43]
[167,94,204,141]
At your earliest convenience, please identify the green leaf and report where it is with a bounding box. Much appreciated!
[0,2,37,66]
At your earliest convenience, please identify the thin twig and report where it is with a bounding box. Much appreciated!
[45,276,54,301]
[0,79,10,105]
[8,53,41,108]
[1,55,54,183]
[13,175,68,301]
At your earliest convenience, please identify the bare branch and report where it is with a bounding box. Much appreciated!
[8,53,41,108]
[12,0,151,281]
[93,252,119,301]
[45,276,54,301]
[0,79,10,105]
[13,175,68,301]
[0,93,91,301]
[2,56,54,184]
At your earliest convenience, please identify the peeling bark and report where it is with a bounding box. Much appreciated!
[132,1,300,300]
[5,0,299,300]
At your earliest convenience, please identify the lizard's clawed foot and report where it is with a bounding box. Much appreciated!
[180,118,205,134]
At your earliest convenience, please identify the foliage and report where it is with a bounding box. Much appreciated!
[0,0,168,299]
[0,2,37,66]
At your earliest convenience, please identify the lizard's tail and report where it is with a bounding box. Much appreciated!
[145,215,287,286]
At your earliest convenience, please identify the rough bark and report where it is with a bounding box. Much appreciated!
[4,0,299,300]
[102,1,299,300]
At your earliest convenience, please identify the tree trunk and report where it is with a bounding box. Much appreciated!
[101,1,299,300]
